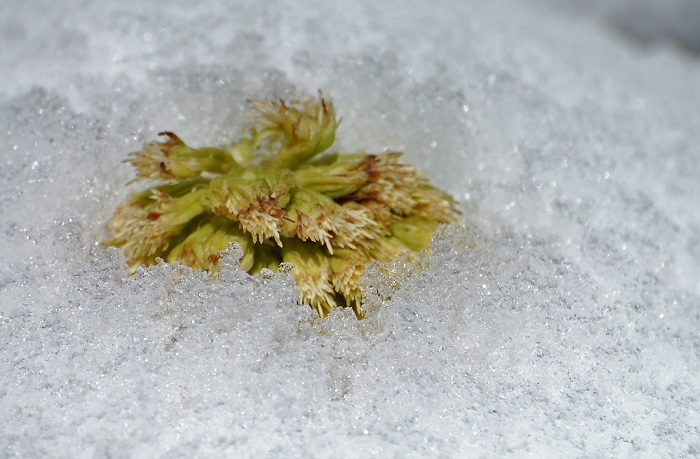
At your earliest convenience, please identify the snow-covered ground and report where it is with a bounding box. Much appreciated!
[1,0,699,457]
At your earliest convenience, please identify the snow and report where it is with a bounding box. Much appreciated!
[1,0,699,457]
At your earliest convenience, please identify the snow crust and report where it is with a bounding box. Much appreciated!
[1,0,699,456]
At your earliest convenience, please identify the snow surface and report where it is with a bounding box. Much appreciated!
[1,0,699,457]
[548,0,700,55]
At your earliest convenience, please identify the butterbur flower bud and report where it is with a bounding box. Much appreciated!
[368,235,413,264]
[329,201,382,252]
[355,199,400,235]
[293,154,368,198]
[281,189,380,254]
[328,248,370,319]
[127,132,236,181]
[280,238,337,317]
[105,182,210,271]
[390,215,440,252]
[280,188,338,251]
[358,152,419,215]
[208,166,293,246]
[249,241,282,275]
[226,136,256,166]
[166,216,255,273]
[251,91,340,168]
[410,182,460,223]
[104,91,460,319]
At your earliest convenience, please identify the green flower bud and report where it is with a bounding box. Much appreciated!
[208,165,294,246]
[280,189,380,254]
[294,154,368,198]
[248,241,282,275]
[280,238,337,317]
[251,91,340,169]
[369,235,413,264]
[411,183,461,222]
[105,181,210,270]
[127,132,235,181]
[328,248,370,319]
[105,91,461,319]
[167,216,254,273]
[390,215,439,252]
[358,152,418,215]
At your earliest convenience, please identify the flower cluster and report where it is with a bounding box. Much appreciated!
[105,92,459,318]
